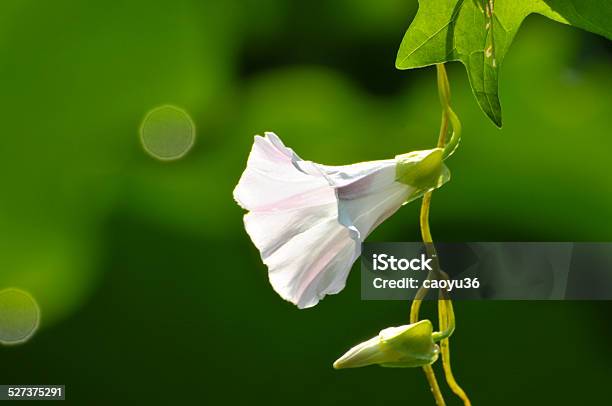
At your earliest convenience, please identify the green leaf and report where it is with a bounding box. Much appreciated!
[396,0,612,127]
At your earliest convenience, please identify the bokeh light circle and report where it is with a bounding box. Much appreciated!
[140,105,196,161]
[0,288,40,345]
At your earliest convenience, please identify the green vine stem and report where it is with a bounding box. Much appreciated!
[414,186,446,406]
[438,288,471,405]
[410,63,470,406]
[422,363,446,406]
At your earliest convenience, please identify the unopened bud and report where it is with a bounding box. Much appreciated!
[333,319,439,369]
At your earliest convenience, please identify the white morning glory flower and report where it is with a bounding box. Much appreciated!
[233,132,449,309]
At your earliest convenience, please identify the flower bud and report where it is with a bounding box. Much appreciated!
[333,319,439,369]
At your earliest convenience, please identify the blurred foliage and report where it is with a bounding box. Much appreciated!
[0,0,610,404]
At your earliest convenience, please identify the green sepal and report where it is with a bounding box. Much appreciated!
[395,148,450,203]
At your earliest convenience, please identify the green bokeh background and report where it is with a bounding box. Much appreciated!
[0,0,610,404]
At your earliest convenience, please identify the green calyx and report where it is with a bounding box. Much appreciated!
[395,148,450,201]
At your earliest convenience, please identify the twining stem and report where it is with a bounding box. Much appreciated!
[433,63,471,406]
[422,364,446,406]
[411,63,470,406]
[410,64,449,406]
[438,293,471,406]
[417,195,446,406]
[415,188,446,406]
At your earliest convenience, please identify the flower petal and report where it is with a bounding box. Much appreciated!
[313,159,396,188]
[246,209,359,308]
[333,165,413,239]
[233,133,332,212]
